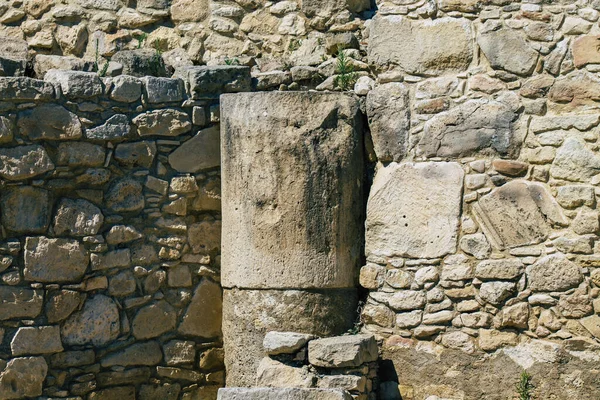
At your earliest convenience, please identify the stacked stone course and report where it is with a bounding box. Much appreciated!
[0,66,250,399]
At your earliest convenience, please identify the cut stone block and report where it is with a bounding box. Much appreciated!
[217,388,353,400]
[366,162,464,259]
[263,332,314,355]
[308,334,378,368]
[168,125,221,173]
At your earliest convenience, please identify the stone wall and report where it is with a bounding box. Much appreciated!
[0,66,250,399]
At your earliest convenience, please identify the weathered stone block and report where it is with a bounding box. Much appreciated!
[178,279,222,338]
[163,340,196,366]
[308,334,378,368]
[257,357,316,388]
[473,180,567,249]
[368,16,473,75]
[0,145,54,180]
[0,287,43,320]
[478,26,538,76]
[133,109,192,137]
[110,75,142,102]
[57,142,106,167]
[141,76,185,103]
[365,82,410,162]
[115,140,157,168]
[217,388,353,400]
[263,332,314,355]
[0,186,50,234]
[174,66,251,99]
[0,77,54,100]
[223,288,357,386]
[88,386,136,400]
[106,178,145,213]
[112,49,166,77]
[550,138,600,182]
[133,300,177,339]
[18,104,82,141]
[221,92,363,289]
[46,290,83,323]
[85,114,133,142]
[24,236,89,283]
[11,326,63,356]
[45,69,103,98]
[366,162,463,259]
[62,295,119,346]
[168,125,220,173]
[101,341,163,367]
[0,357,47,399]
[53,198,104,237]
[526,254,583,292]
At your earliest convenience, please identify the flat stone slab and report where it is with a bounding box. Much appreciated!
[308,334,378,368]
[218,388,353,400]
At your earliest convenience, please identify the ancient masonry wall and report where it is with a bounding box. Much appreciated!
[0,66,250,399]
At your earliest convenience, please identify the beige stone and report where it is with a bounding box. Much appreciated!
[53,198,104,237]
[0,145,54,181]
[133,109,192,137]
[0,357,47,399]
[257,357,316,388]
[526,254,583,292]
[178,279,222,338]
[478,26,538,76]
[61,295,120,346]
[46,290,82,323]
[0,287,43,320]
[478,329,518,351]
[572,35,600,68]
[11,326,63,356]
[221,92,363,290]
[24,236,89,283]
[168,125,220,173]
[366,162,463,259]
[171,0,209,23]
[218,388,353,400]
[133,300,177,339]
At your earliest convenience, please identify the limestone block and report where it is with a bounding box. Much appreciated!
[366,162,463,259]
[170,0,209,23]
[33,54,91,79]
[61,295,120,346]
[85,114,132,142]
[526,254,583,292]
[46,290,83,323]
[478,26,538,76]
[101,341,163,367]
[217,388,353,400]
[168,125,220,173]
[475,259,524,281]
[0,186,50,234]
[548,71,600,104]
[263,332,314,355]
[550,138,600,182]
[174,66,251,99]
[308,334,378,368]
[11,326,63,356]
[418,99,519,158]
[18,104,82,141]
[57,142,106,167]
[368,16,473,75]
[472,180,567,249]
[112,49,167,77]
[0,287,43,320]
[302,0,369,17]
[53,198,104,237]
[365,82,410,162]
[141,76,185,103]
[91,249,131,270]
[110,75,142,102]
[178,279,222,338]
[115,141,157,168]
[106,178,145,213]
[132,300,177,339]
[45,69,103,98]
[133,109,192,137]
[572,35,600,68]
[0,77,54,100]
[0,357,47,399]
[106,225,143,245]
[479,282,516,305]
[24,236,89,283]
[221,92,363,290]
[223,288,357,386]
[257,357,316,388]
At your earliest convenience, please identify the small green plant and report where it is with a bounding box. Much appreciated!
[93,38,110,77]
[346,300,365,335]
[516,371,534,400]
[224,57,240,66]
[135,32,148,49]
[333,47,358,91]
[150,40,166,76]
[288,38,302,52]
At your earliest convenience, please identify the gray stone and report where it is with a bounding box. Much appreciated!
[105,225,142,245]
[174,66,252,99]
[85,114,132,142]
[141,77,185,103]
[168,126,220,173]
[223,288,356,387]
[473,180,567,249]
[308,334,378,368]
[50,350,95,368]
[133,109,192,137]
[0,287,43,320]
[221,92,363,290]
[101,341,163,367]
[365,82,410,162]
[115,140,157,168]
[551,138,600,182]
[33,54,91,78]
[0,186,50,234]
[526,254,583,292]
[460,233,492,260]
[139,383,181,400]
[24,236,89,283]
[88,386,136,400]
[263,332,314,355]
[475,259,525,280]
[368,16,473,75]
[217,388,352,400]
[133,300,177,339]
[0,116,13,144]
[178,279,222,338]
[0,77,54,100]
[61,295,120,346]
[46,290,83,323]
[45,70,103,98]
[112,49,167,77]
[108,270,136,297]
[91,249,131,271]
[478,26,538,76]
[418,99,518,158]
[0,357,47,399]
[257,357,316,388]
[479,281,516,305]
[188,220,221,254]
[106,178,145,213]
[53,198,104,237]
[57,142,106,167]
[110,75,142,102]
[163,340,196,366]
[366,162,463,259]
[18,104,82,141]
[11,326,63,356]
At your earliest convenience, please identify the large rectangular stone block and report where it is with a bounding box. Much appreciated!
[221,92,364,290]
[218,388,353,400]
[366,162,464,259]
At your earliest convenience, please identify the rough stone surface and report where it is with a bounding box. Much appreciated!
[366,162,464,259]
[221,92,363,289]
[133,300,177,339]
[178,279,222,338]
[263,332,314,355]
[61,295,120,346]
[0,145,54,181]
[18,104,82,140]
[168,125,220,173]
[369,16,473,75]
[526,254,583,292]
[53,198,104,236]
[11,326,63,356]
[0,186,50,234]
[24,236,89,283]
[0,357,47,399]
[133,109,192,137]
[218,388,353,400]
[478,26,538,76]
[308,334,378,368]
